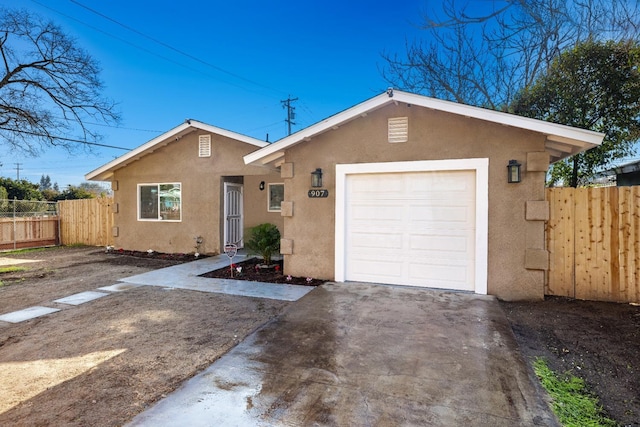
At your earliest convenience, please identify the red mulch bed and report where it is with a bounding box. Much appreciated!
[200,258,324,286]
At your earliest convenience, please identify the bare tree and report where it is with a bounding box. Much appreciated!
[382,0,640,109]
[0,8,120,155]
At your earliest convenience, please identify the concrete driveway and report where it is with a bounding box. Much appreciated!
[128,282,558,426]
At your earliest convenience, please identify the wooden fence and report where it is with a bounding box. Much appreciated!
[546,187,640,303]
[0,216,59,250]
[58,197,114,247]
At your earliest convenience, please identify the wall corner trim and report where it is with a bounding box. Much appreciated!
[525,200,549,221]
[525,248,549,270]
[526,152,550,172]
[281,201,293,217]
[280,238,293,255]
[281,163,294,179]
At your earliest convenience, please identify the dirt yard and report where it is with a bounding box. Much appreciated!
[0,246,289,426]
[501,297,640,426]
[1,247,639,426]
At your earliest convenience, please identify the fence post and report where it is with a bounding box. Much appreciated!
[13,197,16,250]
[57,201,61,246]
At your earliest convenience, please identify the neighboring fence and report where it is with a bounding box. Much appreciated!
[0,199,59,250]
[546,187,640,303]
[58,197,114,247]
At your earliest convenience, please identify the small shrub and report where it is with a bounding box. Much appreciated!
[245,223,280,266]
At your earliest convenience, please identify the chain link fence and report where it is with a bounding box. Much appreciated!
[0,199,58,218]
[0,199,59,251]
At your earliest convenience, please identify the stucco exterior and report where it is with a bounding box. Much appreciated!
[107,129,281,255]
[88,90,603,302]
[273,103,547,300]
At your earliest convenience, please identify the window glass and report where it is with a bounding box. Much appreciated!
[139,185,158,219]
[268,183,284,212]
[138,183,181,221]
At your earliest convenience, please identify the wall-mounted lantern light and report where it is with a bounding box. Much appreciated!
[259,181,265,191]
[507,160,522,183]
[311,168,323,188]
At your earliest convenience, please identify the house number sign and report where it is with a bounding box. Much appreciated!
[308,189,329,198]
[224,244,238,258]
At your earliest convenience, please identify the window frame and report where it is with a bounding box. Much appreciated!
[137,183,182,222]
[267,183,284,212]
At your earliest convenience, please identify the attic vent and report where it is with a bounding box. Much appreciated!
[199,135,211,157]
[388,117,408,143]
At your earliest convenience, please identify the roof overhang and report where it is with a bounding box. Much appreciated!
[86,120,268,181]
[243,90,605,167]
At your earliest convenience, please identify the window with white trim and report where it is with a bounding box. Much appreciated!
[138,183,182,221]
[268,183,284,212]
[199,135,211,157]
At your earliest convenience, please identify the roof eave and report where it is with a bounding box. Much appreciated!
[86,120,268,181]
[243,90,605,167]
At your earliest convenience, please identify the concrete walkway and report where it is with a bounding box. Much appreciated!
[128,282,558,426]
[121,255,313,301]
[0,254,313,324]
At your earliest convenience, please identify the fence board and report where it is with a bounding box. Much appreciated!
[546,187,640,303]
[0,217,58,250]
[58,198,113,247]
[547,188,576,297]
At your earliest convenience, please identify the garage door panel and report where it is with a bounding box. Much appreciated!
[348,259,402,283]
[345,170,476,291]
[409,234,471,254]
[350,232,403,251]
[351,203,399,222]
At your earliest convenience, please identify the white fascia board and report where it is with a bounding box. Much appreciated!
[86,120,268,181]
[244,90,605,166]
[394,91,605,148]
[244,94,394,165]
[189,120,268,148]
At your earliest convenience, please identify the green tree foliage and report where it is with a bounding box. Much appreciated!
[39,174,53,191]
[0,8,119,155]
[52,185,95,201]
[0,177,43,200]
[511,40,640,187]
[382,0,639,109]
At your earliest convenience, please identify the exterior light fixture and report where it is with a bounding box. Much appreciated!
[259,181,265,191]
[507,160,522,183]
[311,168,323,188]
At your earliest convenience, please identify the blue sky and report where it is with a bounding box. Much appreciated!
[1,0,428,187]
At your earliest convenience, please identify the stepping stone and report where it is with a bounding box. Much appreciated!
[98,283,144,292]
[0,306,60,323]
[53,291,109,306]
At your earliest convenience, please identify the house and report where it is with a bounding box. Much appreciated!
[597,159,640,186]
[85,120,283,255]
[87,90,604,301]
[243,90,604,301]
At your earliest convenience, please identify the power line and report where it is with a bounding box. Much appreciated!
[68,0,287,97]
[0,127,130,150]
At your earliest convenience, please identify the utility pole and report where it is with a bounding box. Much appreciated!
[281,96,298,136]
[14,163,21,180]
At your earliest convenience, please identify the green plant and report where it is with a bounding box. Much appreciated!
[533,358,617,427]
[0,266,27,274]
[245,223,280,266]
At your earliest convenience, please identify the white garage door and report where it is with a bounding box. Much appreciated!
[344,170,476,291]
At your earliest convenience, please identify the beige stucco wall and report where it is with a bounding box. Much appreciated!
[111,130,280,255]
[280,102,548,301]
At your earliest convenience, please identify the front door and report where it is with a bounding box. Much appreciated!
[224,183,243,247]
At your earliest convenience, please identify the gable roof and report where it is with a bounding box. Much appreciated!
[244,90,605,167]
[86,119,268,181]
